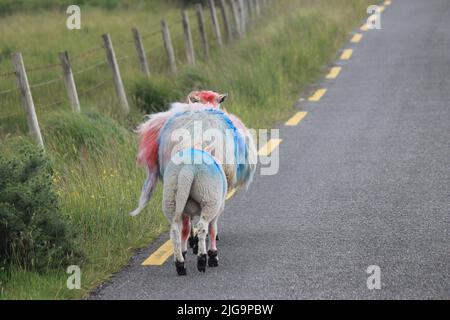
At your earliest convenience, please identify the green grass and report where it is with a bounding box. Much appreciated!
[0,0,372,299]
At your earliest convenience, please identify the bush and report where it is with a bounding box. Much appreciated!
[131,79,182,114]
[43,111,131,161]
[0,139,80,274]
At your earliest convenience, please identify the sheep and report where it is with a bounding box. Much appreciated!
[163,148,227,275]
[130,91,227,217]
[129,100,256,275]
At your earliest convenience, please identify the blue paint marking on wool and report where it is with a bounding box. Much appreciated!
[158,108,250,185]
[202,109,248,185]
[177,148,227,194]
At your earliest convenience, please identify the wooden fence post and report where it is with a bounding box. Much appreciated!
[195,4,210,59]
[247,0,254,20]
[182,10,196,66]
[132,27,151,77]
[218,0,233,42]
[11,52,44,149]
[208,0,223,47]
[238,0,246,34]
[102,33,130,114]
[161,19,177,75]
[255,0,261,16]
[229,0,242,38]
[59,51,80,113]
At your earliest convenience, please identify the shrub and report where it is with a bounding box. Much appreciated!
[131,79,182,114]
[0,139,80,274]
[43,111,131,161]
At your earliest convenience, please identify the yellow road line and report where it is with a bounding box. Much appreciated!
[351,33,363,43]
[142,240,173,266]
[308,88,327,102]
[285,111,308,126]
[360,23,369,32]
[340,49,353,60]
[379,5,385,12]
[258,138,282,157]
[384,0,391,6]
[226,188,236,200]
[326,66,342,79]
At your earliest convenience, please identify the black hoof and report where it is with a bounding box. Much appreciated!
[182,251,187,260]
[197,254,207,272]
[188,236,196,248]
[192,236,199,255]
[216,234,219,241]
[175,261,187,276]
[207,250,219,267]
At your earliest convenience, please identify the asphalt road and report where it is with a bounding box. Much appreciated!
[92,0,449,299]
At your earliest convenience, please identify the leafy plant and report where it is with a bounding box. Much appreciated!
[0,139,80,274]
[131,79,182,114]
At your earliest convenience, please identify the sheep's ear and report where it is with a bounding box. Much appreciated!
[218,93,228,104]
[187,91,199,103]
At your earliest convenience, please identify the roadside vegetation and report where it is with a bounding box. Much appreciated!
[0,0,371,299]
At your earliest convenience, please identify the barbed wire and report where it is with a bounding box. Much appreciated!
[0,70,16,78]
[0,111,22,120]
[37,97,66,109]
[141,29,161,39]
[78,77,111,97]
[29,76,63,89]
[144,43,164,55]
[0,87,18,96]
[73,59,108,75]
[25,62,61,73]
[71,45,104,62]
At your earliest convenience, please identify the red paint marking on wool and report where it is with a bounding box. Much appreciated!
[198,91,219,106]
[181,216,190,240]
[137,117,167,173]
[208,225,217,250]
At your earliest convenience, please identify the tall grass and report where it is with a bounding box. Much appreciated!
[1,0,372,299]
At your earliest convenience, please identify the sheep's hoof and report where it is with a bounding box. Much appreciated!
[216,234,219,241]
[192,236,199,255]
[197,254,207,272]
[182,251,187,260]
[175,261,187,276]
[188,236,196,248]
[207,250,218,267]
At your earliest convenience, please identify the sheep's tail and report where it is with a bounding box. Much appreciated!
[129,169,158,217]
[175,167,194,216]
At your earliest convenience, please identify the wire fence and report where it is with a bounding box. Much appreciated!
[0,0,271,145]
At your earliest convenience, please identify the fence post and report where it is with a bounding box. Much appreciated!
[195,4,210,59]
[58,51,80,113]
[247,0,254,21]
[229,0,242,38]
[182,10,196,66]
[208,0,223,47]
[161,19,177,75]
[131,27,151,77]
[218,0,233,42]
[11,52,44,149]
[102,33,130,114]
[255,0,261,16]
[238,0,246,34]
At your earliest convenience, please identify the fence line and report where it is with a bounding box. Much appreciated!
[73,59,108,75]
[71,46,104,62]
[1,1,273,148]
[29,76,63,89]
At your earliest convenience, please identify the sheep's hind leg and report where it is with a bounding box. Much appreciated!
[170,217,186,276]
[196,218,208,272]
[181,215,190,260]
[207,217,219,267]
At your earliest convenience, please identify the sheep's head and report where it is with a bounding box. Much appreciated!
[187,90,228,107]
